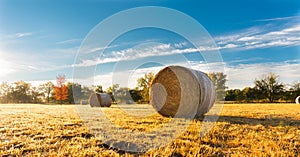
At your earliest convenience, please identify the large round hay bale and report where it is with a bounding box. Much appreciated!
[89,93,112,107]
[296,96,300,104]
[149,66,215,118]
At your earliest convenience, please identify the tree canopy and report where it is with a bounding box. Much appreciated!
[137,72,154,103]
[254,73,284,103]
[54,75,68,105]
[207,72,228,101]
[0,71,298,104]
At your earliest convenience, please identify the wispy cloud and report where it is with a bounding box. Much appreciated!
[95,66,163,89]
[76,33,298,68]
[73,22,300,68]
[80,39,161,55]
[50,46,79,55]
[215,23,300,50]
[255,15,300,22]
[73,40,236,68]
[10,32,34,38]
[74,43,178,67]
[74,59,300,90]
[56,38,81,45]
[3,15,299,87]
[225,61,300,89]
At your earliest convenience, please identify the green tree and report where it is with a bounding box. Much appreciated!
[30,87,43,103]
[94,85,104,93]
[282,89,294,102]
[38,82,54,103]
[286,82,300,102]
[117,87,130,103]
[81,86,94,100]
[207,72,228,101]
[129,88,142,102]
[0,82,13,103]
[225,89,244,102]
[66,82,83,104]
[137,72,154,103]
[12,81,32,103]
[66,83,74,104]
[292,82,300,90]
[225,89,237,101]
[292,82,300,96]
[242,87,260,102]
[254,72,284,103]
[106,84,120,102]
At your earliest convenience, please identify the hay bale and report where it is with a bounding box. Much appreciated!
[296,96,300,104]
[89,93,112,107]
[80,100,88,105]
[149,66,215,118]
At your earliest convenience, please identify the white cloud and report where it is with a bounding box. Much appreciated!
[14,32,33,38]
[77,60,300,90]
[28,21,300,73]
[6,32,34,38]
[215,23,300,50]
[255,15,300,22]
[3,16,300,90]
[222,44,238,49]
[56,38,81,45]
[74,43,173,67]
[174,41,188,48]
[73,42,221,68]
[225,61,300,89]
[15,57,299,91]
[26,80,55,87]
[237,36,256,42]
[76,66,163,89]
[82,61,225,89]
[215,26,262,44]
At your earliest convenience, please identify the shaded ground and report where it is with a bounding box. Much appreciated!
[0,103,300,156]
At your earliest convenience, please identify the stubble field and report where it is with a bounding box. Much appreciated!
[1,103,300,156]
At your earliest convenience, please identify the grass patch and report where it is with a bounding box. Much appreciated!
[0,103,300,156]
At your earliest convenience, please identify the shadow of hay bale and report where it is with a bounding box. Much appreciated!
[197,115,300,127]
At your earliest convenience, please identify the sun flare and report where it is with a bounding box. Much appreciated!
[0,58,15,79]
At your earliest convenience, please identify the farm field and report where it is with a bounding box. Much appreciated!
[1,103,300,156]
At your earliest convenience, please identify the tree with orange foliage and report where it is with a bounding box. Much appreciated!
[54,75,68,105]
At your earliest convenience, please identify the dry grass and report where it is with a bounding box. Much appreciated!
[1,103,300,156]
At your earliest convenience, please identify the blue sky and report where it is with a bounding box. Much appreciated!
[0,0,299,89]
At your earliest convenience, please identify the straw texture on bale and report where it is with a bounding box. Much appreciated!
[89,93,112,107]
[296,96,300,104]
[150,66,215,118]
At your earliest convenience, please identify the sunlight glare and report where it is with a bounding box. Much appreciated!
[0,57,15,79]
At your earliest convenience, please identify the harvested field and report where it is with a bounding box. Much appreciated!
[1,103,300,156]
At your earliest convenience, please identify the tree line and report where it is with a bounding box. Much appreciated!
[0,80,92,104]
[0,72,299,104]
[225,73,300,103]
[0,73,154,104]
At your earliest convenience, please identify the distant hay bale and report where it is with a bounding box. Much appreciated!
[149,66,215,118]
[80,100,88,105]
[296,96,300,104]
[89,93,112,107]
